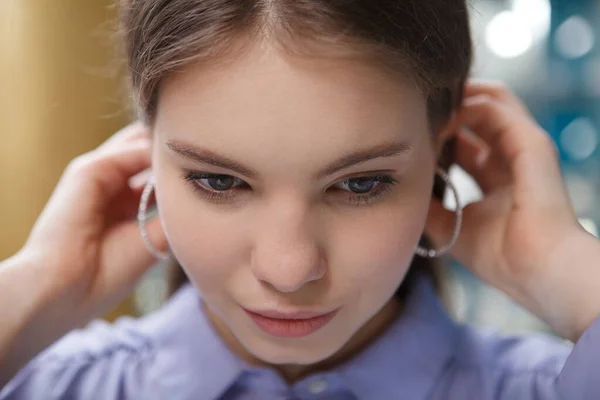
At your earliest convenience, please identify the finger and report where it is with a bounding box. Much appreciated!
[100,216,169,291]
[108,184,147,221]
[98,122,150,151]
[129,168,152,190]
[455,128,510,193]
[67,139,152,202]
[456,95,565,205]
[112,176,159,221]
[464,80,530,115]
[425,195,506,270]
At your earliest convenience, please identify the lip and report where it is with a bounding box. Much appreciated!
[244,308,339,338]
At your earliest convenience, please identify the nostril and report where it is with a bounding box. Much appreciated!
[255,261,325,293]
[250,226,325,292]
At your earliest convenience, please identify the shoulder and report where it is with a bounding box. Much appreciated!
[0,285,206,400]
[431,323,572,400]
[454,324,571,374]
[34,283,201,365]
[34,316,155,365]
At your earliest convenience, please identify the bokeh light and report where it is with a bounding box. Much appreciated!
[560,117,598,161]
[554,16,595,59]
[485,11,533,58]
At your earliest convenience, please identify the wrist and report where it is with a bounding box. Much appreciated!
[0,251,58,332]
[527,227,600,342]
[0,250,85,385]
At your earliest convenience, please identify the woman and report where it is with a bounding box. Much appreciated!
[1,0,599,399]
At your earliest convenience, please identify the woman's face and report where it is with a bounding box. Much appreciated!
[152,43,437,365]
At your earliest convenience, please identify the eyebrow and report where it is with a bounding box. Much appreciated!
[166,139,412,180]
[167,140,260,179]
[315,141,412,179]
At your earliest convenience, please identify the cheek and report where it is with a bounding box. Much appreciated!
[154,169,247,289]
[329,187,432,297]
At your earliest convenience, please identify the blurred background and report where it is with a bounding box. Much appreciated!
[1,0,599,335]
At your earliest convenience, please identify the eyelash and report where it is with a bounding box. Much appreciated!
[182,171,399,206]
[182,172,247,204]
[341,176,397,206]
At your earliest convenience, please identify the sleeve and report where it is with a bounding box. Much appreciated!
[0,320,162,400]
[556,315,600,399]
[435,316,600,400]
[495,316,600,400]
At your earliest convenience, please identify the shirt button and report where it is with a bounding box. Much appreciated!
[307,379,328,394]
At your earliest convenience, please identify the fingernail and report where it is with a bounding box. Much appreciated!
[475,150,489,167]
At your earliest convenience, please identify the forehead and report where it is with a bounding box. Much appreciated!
[155,43,429,152]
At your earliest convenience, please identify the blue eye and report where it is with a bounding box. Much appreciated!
[333,175,398,206]
[343,177,378,193]
[197,175,243,191]
[182,172,247,203]
[182,171,398,207]
[336,176,393,194]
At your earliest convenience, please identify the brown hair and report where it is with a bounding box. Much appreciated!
[119,0,472,300]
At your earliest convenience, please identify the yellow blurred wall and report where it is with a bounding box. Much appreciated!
[1,1,136,319]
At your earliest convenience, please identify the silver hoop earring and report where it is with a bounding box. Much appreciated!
[137,176,170,261]
[415,167,463,258]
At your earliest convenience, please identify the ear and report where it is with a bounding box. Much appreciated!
[434,111,460,158]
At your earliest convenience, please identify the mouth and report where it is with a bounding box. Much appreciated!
[243,308,339,338]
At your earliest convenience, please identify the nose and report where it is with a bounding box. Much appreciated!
[250,201,325,293]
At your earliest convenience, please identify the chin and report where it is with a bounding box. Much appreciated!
[246,343,340,365]
[238,330,348,365]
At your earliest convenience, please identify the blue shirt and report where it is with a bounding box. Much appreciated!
[1,277,599,400]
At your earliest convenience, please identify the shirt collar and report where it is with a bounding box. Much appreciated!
[339,277,460,400]
[140,285,246,400]
[142,276,459,400]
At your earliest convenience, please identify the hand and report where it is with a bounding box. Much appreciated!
[426,81,600,341]
[19,123,168,320]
